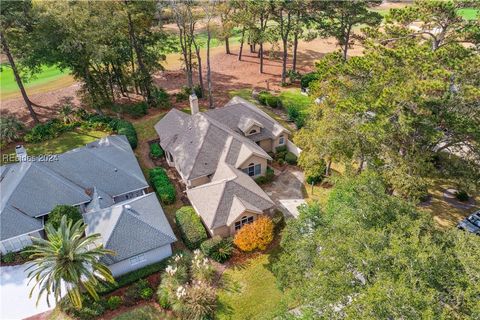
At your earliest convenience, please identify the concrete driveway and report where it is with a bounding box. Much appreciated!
[263,166,306,218]
[1,264,57,320]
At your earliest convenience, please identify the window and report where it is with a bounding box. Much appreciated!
[129,254,147,266]
[242,163,261,177]
[249,129,257,135]
[278,135,285,145]
[234,216,255,231]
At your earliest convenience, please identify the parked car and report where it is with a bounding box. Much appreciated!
[457,210,480,235]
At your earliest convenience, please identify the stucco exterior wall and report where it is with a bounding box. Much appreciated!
[108,245,173,278]
[272,132,289,151]
[238,155,268,177]
[228,211,261,235]
[258,139,273,152]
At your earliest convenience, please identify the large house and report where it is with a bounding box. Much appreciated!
[0,135,176,277]
[155,95,294,236]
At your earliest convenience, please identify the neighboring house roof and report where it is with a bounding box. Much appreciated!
[155,110,271,180]
[186,162,274,229]
[83,193,177,264]
[205,96,290,142]
[0,135,148,241]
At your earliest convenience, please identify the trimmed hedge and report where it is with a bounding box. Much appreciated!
[98,259,169,294]
[175,206,208,250]
[24,119,80,143]
[149,168,176,204]
[285,152,298,165]
[113,119,138,149]
[257,91,282,108]
[150,143,164,159]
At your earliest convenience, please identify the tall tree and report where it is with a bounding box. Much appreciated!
[272,172,480,318]
[270,0,294,84]
[0,0,39,123]
[26,216,115,309]
[380,0,480,51]
[296,39,480,199]
[203,1,216,108]
[171,0,196,90]
[316,0,382,61]
[217,0,235,55]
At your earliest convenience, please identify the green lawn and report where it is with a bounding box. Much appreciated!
[1,129,109,164]
[0,64,72,99]
[217,254,290,320]
[278,88,312,114]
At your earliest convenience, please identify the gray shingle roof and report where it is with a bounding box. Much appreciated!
[205,96,290,142]
[155,110,271,180]
[186,163,274,229]
[0,135,148,241]
[83,193,176,264]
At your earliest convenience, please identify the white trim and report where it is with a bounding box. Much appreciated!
[1,227,44,242]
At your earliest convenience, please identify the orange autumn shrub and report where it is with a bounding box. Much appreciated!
[233,216,274,252]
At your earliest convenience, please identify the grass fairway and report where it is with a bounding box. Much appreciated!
[0,64,74,100]
[1,129,109,164]
[217,254,289,320]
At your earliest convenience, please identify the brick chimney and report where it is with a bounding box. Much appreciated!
[189,93,199,115]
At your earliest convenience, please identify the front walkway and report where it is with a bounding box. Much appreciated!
[0,263,59,320]
[263,166,306,218]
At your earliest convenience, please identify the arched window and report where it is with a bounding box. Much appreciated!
[235,215,255,231]
[249,129,257,135]
[242,163,261,176]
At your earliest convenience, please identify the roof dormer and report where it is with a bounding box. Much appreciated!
[238,118,264,136]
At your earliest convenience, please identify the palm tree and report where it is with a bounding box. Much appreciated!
[26,216,115,309]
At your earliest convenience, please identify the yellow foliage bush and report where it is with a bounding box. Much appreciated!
[233,216,274,252]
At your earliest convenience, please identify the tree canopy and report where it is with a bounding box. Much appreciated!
[295,30,480,199]
[272,172,480,319]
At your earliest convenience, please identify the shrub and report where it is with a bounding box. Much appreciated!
[47,205,83,229]
[98,259,169,294]
[19,246,34,260]
[114,120,138,149]
[140,287,154,300]
[455,190,470,202]
[106,296,122,310]
[175,206,208,250]
[194,84,203,99]
[0,116,24,146]
[175,92,188,102]
[177,281,216,320]
[287,106,300,122]
[149,167,176,204]
[301,72,319,89]
[255,167,274,185]
[257,91,272,105]
[265,95,282,108]
[275,145,288,153]
[150,143,164,159]
[72,301,105,320]
[2,252,16,264]
[157,287,170,308]
[118,102,147,119]
[24,119,78,143]
[287,69,302,83]
[201,236,233,263]
[153,87,171,109]
[285,152,298,165]
[233,216,274,252]
[294,114,306,129]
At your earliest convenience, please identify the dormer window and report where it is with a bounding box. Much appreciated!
[249,129,257,135]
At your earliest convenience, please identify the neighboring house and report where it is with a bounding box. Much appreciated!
[83,193,176,277]
[0,135,176,276]
[155,95,291,236]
